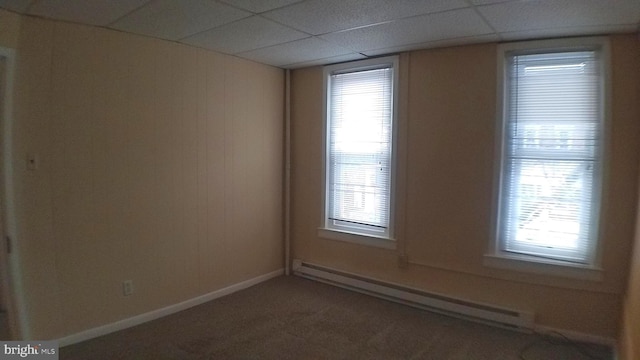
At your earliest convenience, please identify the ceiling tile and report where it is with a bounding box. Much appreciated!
[500,23,639,41]
[284,53,367,69]
[109,0,250,41]
[4,0,637,70]
[320,8,493,52]
[182,16,308,54]
[0,0,31,13]
[478,0,640,33]
[361,34,500,57]
[219,0,305,13]
[236,37,354,67]
[263,0,469,35]
[27,0,151,26]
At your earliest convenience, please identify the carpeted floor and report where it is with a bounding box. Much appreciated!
[60,276,612,359]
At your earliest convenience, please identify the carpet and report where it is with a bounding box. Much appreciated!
[60,275,612,359]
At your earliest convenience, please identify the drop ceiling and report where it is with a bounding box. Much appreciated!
[1,0,638,69]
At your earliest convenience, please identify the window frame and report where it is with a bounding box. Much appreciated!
[319,56,399,249]
[486,37,610,280]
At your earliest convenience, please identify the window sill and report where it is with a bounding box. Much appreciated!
[317,228,396,250]
[483,253,603,282]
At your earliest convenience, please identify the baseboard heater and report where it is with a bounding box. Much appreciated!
[292,259,534,331]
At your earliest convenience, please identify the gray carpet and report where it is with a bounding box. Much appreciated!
[60,276,612,359]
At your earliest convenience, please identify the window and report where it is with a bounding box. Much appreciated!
[319,56,398,248]
[490,38,608,274]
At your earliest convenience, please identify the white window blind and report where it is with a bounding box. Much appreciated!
[498,49,603,264]
[326,64,394,237]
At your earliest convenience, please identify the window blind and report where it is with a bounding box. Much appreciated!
[499,50,602,263]
[327,66,393,235]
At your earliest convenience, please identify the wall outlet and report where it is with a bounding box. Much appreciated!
[123,280,134,296]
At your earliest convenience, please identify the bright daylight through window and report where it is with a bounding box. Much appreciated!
[321,57,397,244]
[495,40,606,266]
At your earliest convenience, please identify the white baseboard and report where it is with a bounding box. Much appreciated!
[57,269,284,347]
[534,324,616,347]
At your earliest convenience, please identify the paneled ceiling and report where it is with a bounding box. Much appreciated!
[1,0,639,69]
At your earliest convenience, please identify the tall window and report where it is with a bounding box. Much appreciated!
[322,56,397,243]
[495,39,607,265]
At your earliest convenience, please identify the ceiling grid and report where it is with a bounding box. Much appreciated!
[0,0,638,68]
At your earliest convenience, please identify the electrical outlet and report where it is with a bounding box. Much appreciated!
[123,280,133,296]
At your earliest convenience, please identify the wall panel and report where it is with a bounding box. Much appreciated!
[12,17,284,339]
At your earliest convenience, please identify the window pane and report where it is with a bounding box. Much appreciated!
[503,158,595,261]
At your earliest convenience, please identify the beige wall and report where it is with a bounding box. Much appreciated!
[620,37,640,357]
[621,183,640,359]
[0,9,21,49]
[12,16,284,339]
[290,35,640,338]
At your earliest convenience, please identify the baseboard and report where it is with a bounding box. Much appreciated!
[533,324,617,347]
[57,269,283,347]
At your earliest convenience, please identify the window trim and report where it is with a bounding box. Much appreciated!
[319,56,399,249]
[486,37,610,279]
